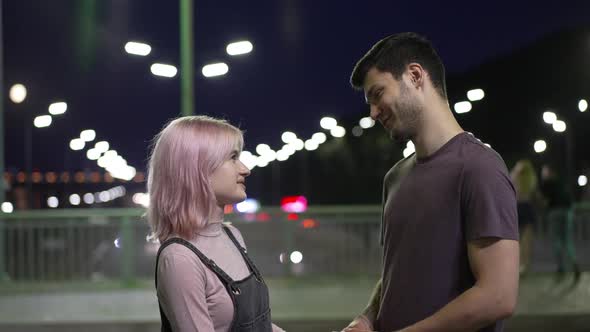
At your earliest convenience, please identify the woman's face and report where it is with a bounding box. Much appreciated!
[210,148,251,206]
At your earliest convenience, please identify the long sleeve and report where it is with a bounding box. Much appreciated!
[272,323,286,332]
[157,251,215,332]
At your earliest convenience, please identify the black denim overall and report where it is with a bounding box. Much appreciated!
[156,226,273,332]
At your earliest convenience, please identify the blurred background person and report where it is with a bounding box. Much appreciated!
[510,159,540,276]
[539,164,580,282]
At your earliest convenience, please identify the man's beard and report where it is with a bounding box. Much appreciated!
[390,85,421,144]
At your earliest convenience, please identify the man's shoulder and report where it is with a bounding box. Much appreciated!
[460,133,508,176]
[384,153,415,185]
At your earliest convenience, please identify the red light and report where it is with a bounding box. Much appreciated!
[224,205,234,214]
[74,172,85,183]
[17,172,26,183]
[256,212,271,222]
[280,195,308,213]
[32,171,42,183]
[301,219,318,229]
[287,213,299,221]
[60,172,70,183]
[45,172,57,183]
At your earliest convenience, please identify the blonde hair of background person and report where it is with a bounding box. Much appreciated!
[148,116,285,332]
[510,159,539,275]
[510,159,538,202]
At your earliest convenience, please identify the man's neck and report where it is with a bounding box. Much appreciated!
[413,101,463,159]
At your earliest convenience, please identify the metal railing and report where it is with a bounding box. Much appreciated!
[0,206,382,283]
[0,203,588,284]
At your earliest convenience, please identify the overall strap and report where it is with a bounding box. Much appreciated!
[156,237,236,286]
[222,226,264,281]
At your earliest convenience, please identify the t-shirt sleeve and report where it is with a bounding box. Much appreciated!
[380,178,387,246]
[461,153,519,241]
[157,247,215,332]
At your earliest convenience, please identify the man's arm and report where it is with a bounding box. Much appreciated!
[398,238,519,332]
[342,278,382,331]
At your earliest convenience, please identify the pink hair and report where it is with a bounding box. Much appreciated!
[147,116,243,242]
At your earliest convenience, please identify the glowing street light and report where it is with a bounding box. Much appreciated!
[320,117,337,130]
[47,196,59,208]
[151,63,178,78]
[552,120,566,133]
[534,140,547,153]
[86,148,101,160]
[579,99,588,112]
[311,132,327,144]
[330,126,346,138]
[403,141,415,158]
[454,101,472,114]
[276,150,290,161]
[95,141,110,153]
[578,175,588,187]
[9,84,27,103]
[467,89,485,101]
[226,41,253,56]
[304,139,319,151]
[256,144,271,155]
[1,202,13,213]
[48,102,67,115]
[69,138,85,151]
[124,41,152,56]
[33,115,52,128]
[69,194,81,206]
[281,131,297,144]
[359,117,375,129]
[291,139,304,150]
[290,251,303,264]
[543,111,557,124]
[202,63,229,77]
[80,129,96,142]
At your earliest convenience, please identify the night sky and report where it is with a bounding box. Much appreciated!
[4,0,590,173]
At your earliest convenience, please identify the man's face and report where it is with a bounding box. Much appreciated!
[363,67,422,143]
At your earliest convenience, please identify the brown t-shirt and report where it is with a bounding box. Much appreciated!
[376,132,518,332]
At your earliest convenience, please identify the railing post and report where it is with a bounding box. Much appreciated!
[0,218,7,281]
[121,216,136,286]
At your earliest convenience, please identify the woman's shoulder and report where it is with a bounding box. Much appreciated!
[158,240,208,273]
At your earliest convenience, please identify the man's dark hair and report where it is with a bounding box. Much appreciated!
[350,32,447,99]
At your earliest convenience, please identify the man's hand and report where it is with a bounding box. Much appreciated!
[341,315,374,332]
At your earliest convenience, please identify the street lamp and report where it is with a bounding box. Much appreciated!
[579,99,588,112]
[543,111,557,124]
[226,41,253,56]
[454,101,472,114]
[48,102,67,115]
[202,63,229,78]
[467,89,485,101]
[552,120,567,133]
[9,84,26,104]
[151,63,178,78]
[124,41,152,56]
[533,140,547,153]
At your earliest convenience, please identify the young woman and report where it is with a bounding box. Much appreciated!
[148,116,284,332]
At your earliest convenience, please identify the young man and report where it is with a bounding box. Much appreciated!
[343,33,519,332]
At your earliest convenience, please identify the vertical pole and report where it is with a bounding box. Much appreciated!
[180,0,195,116]
[0,0,8,281]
